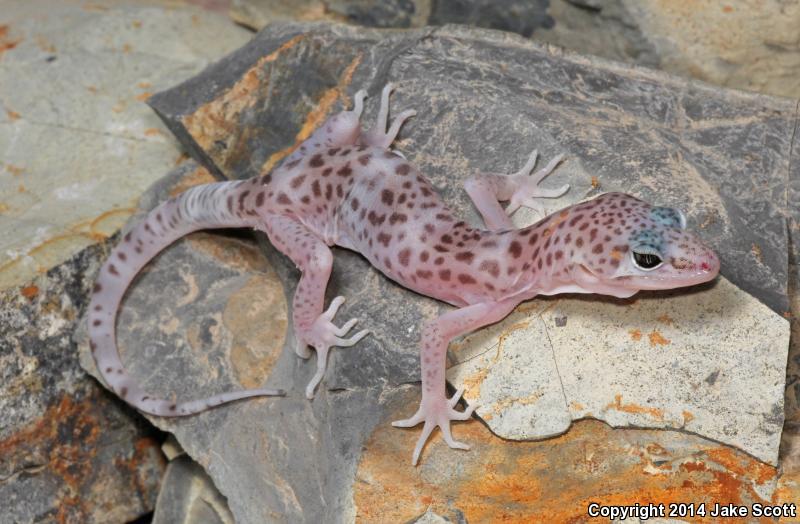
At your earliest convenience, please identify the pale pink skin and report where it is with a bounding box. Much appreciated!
[88,85,720,465]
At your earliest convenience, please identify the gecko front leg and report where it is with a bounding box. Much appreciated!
[262,215,369,399]
[464,149,568,230]
[393,298,520,465]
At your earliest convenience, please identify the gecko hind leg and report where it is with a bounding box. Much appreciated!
[262,215,369,399]
[361,83,416,149]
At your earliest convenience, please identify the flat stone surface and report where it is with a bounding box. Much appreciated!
[73,21,795,523]
[0,0,252,292]
[0,236,165,523]
[357,390,781,522]
[448,276,789,465]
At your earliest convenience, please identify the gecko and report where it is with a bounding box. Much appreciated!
[88,84,720,465]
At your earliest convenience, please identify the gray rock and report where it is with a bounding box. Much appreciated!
[74,21,794,523]
[1,239,165,523]
[0,1,252,292]
[152,455,234,524]
[448,276,790,465]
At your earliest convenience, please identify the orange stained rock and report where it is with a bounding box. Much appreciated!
[0,25,21,56]
[628,328,642,341]
[261,53,363,173]
[591,175,600,189]
[656,313,674,326]
[355,411,776,523]
[648,330,670,346]
[7,109,20,120]
[0,392,165,522]
[606,393,664,421]
[183,34,307,160]
[20,284,38,299]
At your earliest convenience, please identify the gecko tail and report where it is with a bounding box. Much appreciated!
[88,179,284,417]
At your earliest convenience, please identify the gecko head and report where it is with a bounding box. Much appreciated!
[571,193,719,294]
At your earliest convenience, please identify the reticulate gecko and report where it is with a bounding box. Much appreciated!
[88,84,719,465]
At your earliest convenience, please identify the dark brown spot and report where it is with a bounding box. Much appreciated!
[592,243,604,254]
[118,252,127,262]
[569,214,584,227]
[124,232,132,243]
[255,191,265,207]
[576,237,584,248]
[312,180,322,198]
[441,234,453,244]
[108,264,119,276]
[93,319,101,326]
[325,184,333,200]
[377,232,392,247]
[309,154,324,167]
[455,252,474,264]
[458,274,476,284]
[419,251,430,262]
[358,154,371,166]
[277,193,292,205]
[120,387,128,398]
[321,167,332,177]
[555,250,564,260]
[398,248,411,267]
[479,260,500,278]
[350,198,360,211]
[416,269,433,279]
[389,212,407,225]
[434,257,444,265]
[439,269,451,281]
[301,195,311,204]
[546,253,552,266]
[396,164,411,175]
[509,240,522,258]
[328,147,341,156]
[381,189,394,206]
[290,175,306,189]
[336,163,352,177]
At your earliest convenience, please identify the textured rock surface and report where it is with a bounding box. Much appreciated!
[0,0,252,291]
[0,237,165,523]
[229,0,800,99]
[358,396,781,522]
[69,21,796,523]
[152,455,234,524]
[448,276,789,465]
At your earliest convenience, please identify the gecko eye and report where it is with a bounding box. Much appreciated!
[631,250,663,271]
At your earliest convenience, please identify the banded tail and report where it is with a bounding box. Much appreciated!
[88,179,285,416]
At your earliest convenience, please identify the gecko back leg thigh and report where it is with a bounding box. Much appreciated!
[261,214,369,399]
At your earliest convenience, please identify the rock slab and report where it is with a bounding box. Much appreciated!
[71,21,796,523]
[1,238,165,523]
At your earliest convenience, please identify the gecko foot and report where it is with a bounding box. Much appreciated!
[505,149,569,215]
[299,296,369,399]
[392,387,477,466]
[361,83,416,149]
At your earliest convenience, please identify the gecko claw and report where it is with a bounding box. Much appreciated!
[393,388,477,465]
[300,297,370,399]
